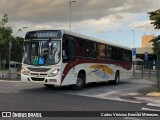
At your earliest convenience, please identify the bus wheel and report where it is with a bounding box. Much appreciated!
[113,71,120,85]
[72,73,85,90]
[44,84,54,88]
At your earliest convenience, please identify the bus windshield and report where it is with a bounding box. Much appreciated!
[23,40,61,66]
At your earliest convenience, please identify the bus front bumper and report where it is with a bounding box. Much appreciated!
[21,74,62,86]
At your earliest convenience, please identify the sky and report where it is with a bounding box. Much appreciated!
[0,0,160,48]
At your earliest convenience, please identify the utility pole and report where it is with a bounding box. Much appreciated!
[69,1,76,31]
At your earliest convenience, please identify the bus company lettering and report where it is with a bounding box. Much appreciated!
[12,112,42,118]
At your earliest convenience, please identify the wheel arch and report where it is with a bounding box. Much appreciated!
[77,69,86,83]
[115,70,120,77]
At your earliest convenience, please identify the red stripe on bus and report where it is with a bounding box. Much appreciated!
[61,58,132,84]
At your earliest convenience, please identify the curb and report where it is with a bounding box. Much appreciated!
[0,80,20,83]
[147,91,160,97]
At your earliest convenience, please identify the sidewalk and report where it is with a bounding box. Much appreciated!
[135,96,160,107]
[137,87,160,107]
[121,81,160,107]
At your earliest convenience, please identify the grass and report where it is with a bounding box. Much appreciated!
[0,69,20,74]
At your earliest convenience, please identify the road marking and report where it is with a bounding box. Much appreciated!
[127,92,140,96]
[93,91,117,97]
[147,103,160,107]
[142,107,160,111]
[65,91,142,104]
[124,117,142,120]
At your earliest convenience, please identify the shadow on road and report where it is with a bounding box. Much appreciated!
[20,81,130,94]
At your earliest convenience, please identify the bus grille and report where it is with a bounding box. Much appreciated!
[30,73,47,76]
[27,68,51,72]
[31,77,45,81]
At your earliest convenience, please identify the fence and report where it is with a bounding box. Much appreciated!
[134,60,159,80]
[0,71,20,80]
[0,61,21,80]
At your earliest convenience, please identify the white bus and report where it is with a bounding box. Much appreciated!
[21,30,132,89]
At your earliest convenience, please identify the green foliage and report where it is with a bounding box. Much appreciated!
[148,9,160,29]
[148,9,160,54]
[0,14,24,69]
[0,14,13,61]
[11,37,24,62]
[0,14,8,27]
[150,35,160,53]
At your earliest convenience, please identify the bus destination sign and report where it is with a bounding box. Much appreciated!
[25,30,61,39]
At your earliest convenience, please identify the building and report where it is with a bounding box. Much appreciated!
[135,35,157,69]
[136,35,156,61]
[142,35,154,48]
[136,47,155,60]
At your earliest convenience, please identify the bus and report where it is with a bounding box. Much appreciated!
[21,30,132,89]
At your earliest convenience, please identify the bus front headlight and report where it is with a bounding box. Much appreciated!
[48,69,60,77]
[21,68,30,75]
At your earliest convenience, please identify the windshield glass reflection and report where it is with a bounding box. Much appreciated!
[23,40,61,65]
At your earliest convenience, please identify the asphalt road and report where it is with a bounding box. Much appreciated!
[0,79,160,120]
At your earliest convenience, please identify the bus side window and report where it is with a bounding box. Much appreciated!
[106,45,112,60]
[67,39,75,59]
[86,41,96,58]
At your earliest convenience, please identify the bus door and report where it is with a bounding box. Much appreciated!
[62,35,76,74]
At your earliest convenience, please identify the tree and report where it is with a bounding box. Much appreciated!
[150,35,160,53]
[0,14,13,69]
[148,9,160,29]
[11,37,24,62]
[148,9,160,53]
[0,14,25,70]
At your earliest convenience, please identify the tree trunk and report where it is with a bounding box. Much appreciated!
[0,54,1,70]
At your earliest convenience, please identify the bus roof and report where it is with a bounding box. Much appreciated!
[62,30,131,50]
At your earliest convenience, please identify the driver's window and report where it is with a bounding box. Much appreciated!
[63,35,75,61]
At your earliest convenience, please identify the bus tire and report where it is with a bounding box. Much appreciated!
[112,71,120,85]
[71,73,85,90]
